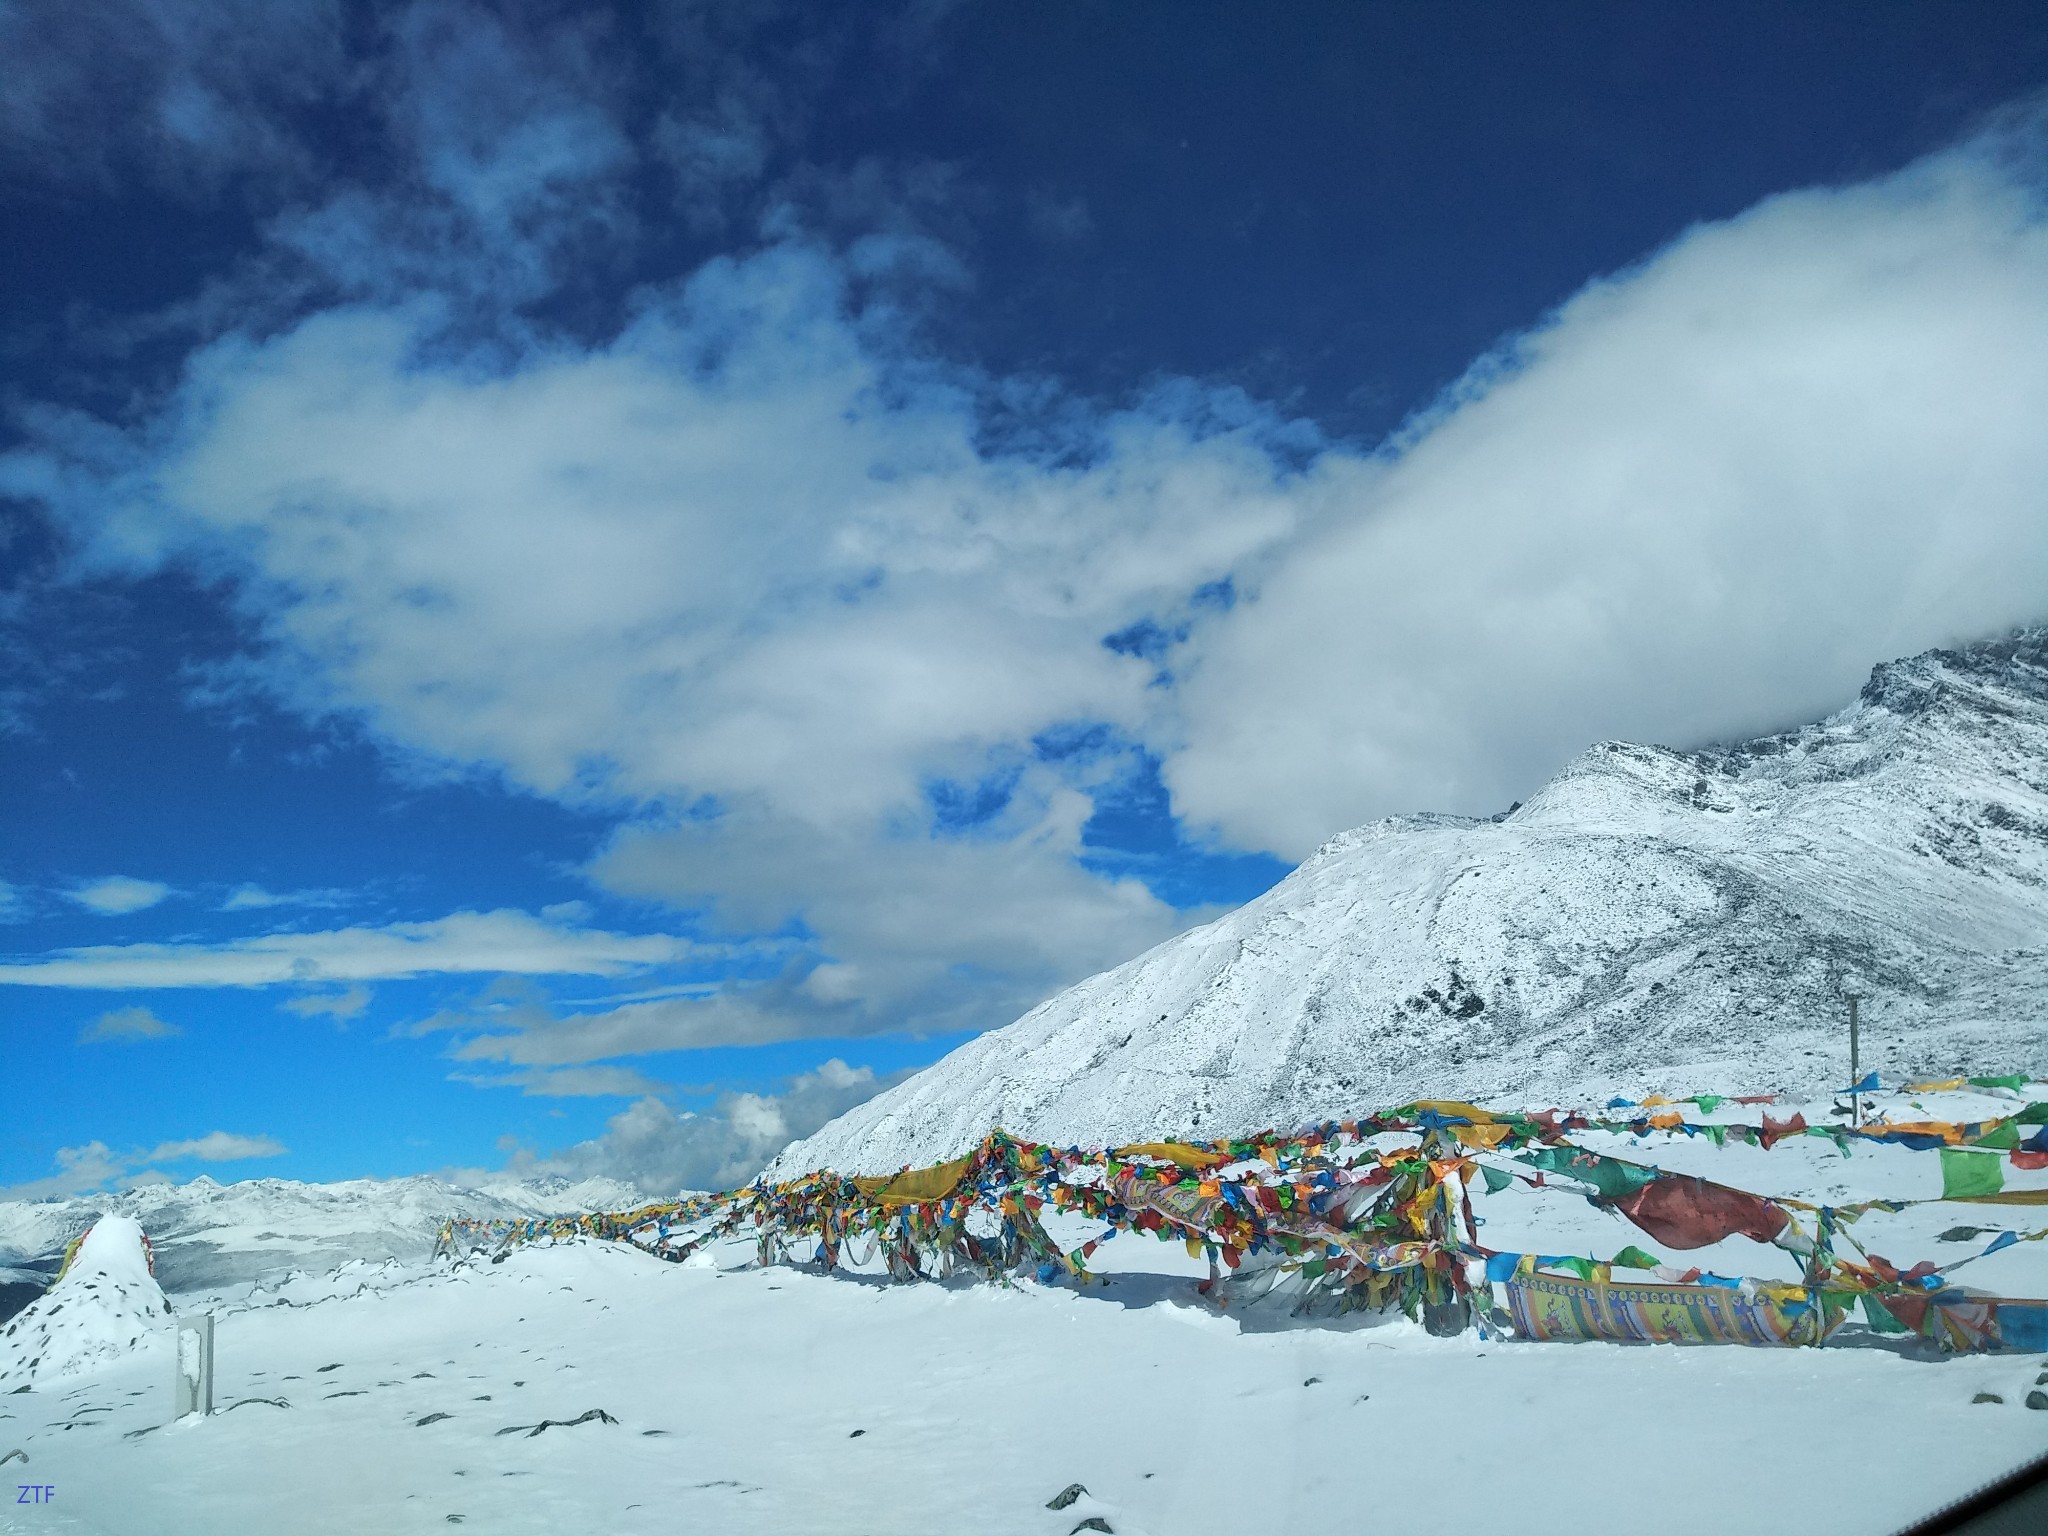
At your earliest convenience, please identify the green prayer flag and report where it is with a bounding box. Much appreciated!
[1691,1094,1724,1114]
[1481,1165,1514,1195]
[1515,1147,1659,1198]
[1610,1245,1660,1271]
[1942,1148,2006,1199]
[1555,1256,1596,1280]
[2018,1102,2048,1126]
[1860,1294,1909,1334]
[1971,1120,2021,1151]
[1969,1074,2031,1091]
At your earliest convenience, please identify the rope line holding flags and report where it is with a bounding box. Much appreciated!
[438,1082,2048,1354]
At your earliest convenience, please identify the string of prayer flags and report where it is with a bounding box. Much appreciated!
[437,1084,2048,1356]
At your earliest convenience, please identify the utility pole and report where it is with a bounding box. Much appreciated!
[1846,994,1862,1128]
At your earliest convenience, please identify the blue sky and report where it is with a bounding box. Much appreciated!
[3,2,2047,1197]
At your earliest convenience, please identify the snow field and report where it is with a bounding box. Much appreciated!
[3,1234,2047,1536]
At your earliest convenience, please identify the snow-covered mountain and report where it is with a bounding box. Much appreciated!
[0,1173,642,1302]
[775,631,2048,1175]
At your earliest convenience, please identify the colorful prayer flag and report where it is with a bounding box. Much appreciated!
[1942,1148,2006,1199]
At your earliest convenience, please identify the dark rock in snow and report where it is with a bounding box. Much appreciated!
[500,1408,618,1438]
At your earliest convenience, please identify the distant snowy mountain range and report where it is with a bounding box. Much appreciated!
[775,630,2048,1175]
[0,1173,642,1304]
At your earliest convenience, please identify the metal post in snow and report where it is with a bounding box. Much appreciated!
[1847,994,1862,1129]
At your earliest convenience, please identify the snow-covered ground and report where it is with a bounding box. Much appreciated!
[8,1088,2048,1534]
[2,1232,2045,1536]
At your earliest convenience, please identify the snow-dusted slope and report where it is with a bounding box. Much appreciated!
[0,1217,171,1389]
[775,632,2048,1175]
[0,1173,642,1298]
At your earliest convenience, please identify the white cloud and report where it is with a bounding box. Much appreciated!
[501,1059,902,1194]
[0,1141,132,1201]
[281,984,371,1021]
[0,0,348,192]
[1167,142,2048,854]
[78,1004,182,1042]
[222,883,353,911]
[143,1130,287,1162]
[0,908,719,989]
[11,238,1281,1045]
[69,876,172,915]
[450,1064,673,1098]
[0,1129,284,1199]
[5,116,2047,1061]
[113,249,1295,824]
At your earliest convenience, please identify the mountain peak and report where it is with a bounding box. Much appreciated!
[1860,627,2048,715]
[774,629,2048,1175]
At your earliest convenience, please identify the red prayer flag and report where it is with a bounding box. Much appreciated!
[1609,1175,1790,1249]
[1759,1111,1809,1150]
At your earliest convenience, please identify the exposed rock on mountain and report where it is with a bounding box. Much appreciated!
[775,631,2048,1175]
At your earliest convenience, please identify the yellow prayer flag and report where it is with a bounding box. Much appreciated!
[1451,1123,1512,1149]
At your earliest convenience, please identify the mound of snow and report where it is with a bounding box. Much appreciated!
[775,631,2048,1175]
[0,1216,172,1389]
